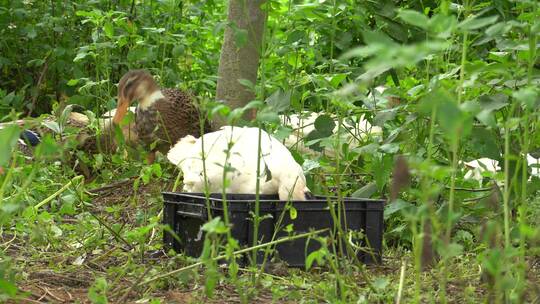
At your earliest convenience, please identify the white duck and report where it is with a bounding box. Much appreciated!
[167,126,310,200]
[463,155,540,186]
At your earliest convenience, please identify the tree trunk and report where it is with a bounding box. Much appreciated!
[213,0,267,129]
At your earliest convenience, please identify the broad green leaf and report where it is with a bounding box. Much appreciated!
[476,93,508,127]
[237,78,255,91]
[256,109,280,124]
[362,30,396,47]
[419,88,472,146]
[373,154,393,192]
[459,15,498,31]
[0,278,18,297]
[373,277,389,291]
[314,114,335,136]
[0,124,20,167]
[329,74,348,88]
[201,217,227,234]
[398,9,430,30]
[287,30,305,44]
[469,127,501,160]
[67,79,79,86]
[88,277,108,304]
[384,199,412,219]
[513,87,538,110]
[351,182,377,198]
[265,89,291,113]
[104,22,114,38]
[305,248,326,270]
[438,242,463,259]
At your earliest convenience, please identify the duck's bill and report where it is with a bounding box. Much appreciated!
[113,98,129,124]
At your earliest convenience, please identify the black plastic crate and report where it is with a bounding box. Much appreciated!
[162,192,384,267]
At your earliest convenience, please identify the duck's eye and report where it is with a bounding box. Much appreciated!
[123,76,138,92]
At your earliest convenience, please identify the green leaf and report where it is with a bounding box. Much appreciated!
[313,114,335,136]
[419,88,472,146]
[373,154,393,192]
[384,199,412,219]
[237,78,255,91]
[0,278,18,297]
[287,30,305,44]
[372,277,389,291]
[172,44,185,58]
[512,87,538,110]
[289,206,297,219]
[438,242,463,259]
[475,93,508,127]
[469,127,500,160]
[0,125,20,167]
[67,79,79,86]
[305,247,326,270]
[398,9,430,30]
[88,277,108,304]
[362,30,396,47]
[256,109,281,124]
[329,74,348,88]
[104,22,114,38]
[26,27,37,39]
[459,15,498,31]
[265,89,291,113]
[201,217,227,234]
[351,182,378,198]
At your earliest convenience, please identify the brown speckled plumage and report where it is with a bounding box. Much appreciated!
[115,70,211,158]
[136,88,209,153]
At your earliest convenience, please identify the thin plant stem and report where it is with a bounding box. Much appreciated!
[139,228,328,287]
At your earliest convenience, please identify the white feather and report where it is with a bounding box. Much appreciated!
[139,90,164,110]
[462,155,540,186]
[167,126,309,200]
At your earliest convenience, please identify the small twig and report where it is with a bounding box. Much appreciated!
[1,232,17,249]
[116,267,153,302]
[88,246,118,264]
[40,286,65,302]
[445,186,492,192]
[89,212,133,251]
[463,193,492,202]
[88,177,136,193]
[17,297,46,304]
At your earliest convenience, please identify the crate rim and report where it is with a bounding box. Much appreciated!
[162,191,386,205]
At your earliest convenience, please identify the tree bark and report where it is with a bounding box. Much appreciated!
[213,0,267,128]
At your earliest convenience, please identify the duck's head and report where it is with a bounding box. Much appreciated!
[113,69,161,124]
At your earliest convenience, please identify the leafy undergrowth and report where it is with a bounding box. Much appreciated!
[1,152,538,303]
[2,0,540,303]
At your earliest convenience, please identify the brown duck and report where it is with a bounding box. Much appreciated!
[113,69,210,163]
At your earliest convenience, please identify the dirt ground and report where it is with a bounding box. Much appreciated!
[4,179,540,303]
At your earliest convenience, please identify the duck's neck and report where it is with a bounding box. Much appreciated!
[139,90,164,110]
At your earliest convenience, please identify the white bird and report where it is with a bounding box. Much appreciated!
[167,126,310,200]
[463,158,501,184]
[463,156,540,186]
